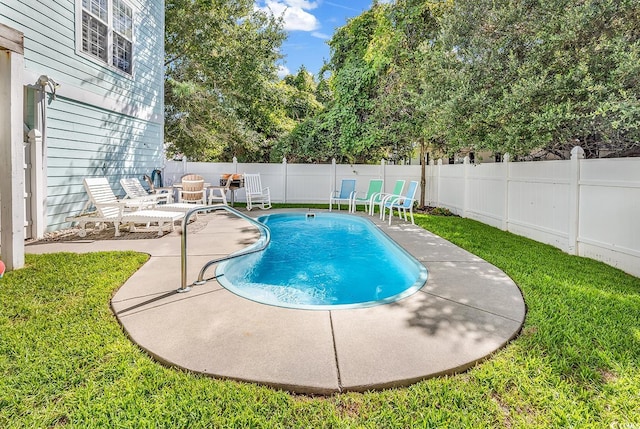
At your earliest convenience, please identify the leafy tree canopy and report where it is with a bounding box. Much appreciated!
[418,0,640,159]
[164,0,287,162]
[165,0,640,163]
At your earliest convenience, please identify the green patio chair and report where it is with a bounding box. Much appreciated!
[350,179,383,214]
[373,180,405,217]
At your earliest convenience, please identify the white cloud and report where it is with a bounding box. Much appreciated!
[277,64,291,78]
[257,0,320,32]
[284,0,319,10]
[311,31,330,40]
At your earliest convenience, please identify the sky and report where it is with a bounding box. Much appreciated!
[255,0,388,78]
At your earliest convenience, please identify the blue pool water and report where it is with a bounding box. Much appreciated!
[216,213,428,310]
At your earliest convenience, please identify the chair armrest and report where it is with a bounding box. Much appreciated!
[94,201,127,216]
[380,193,399,206]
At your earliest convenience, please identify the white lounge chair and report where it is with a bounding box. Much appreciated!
[350,179,383,213]
[121,176,205,216]
[329,179,356,212]
[121,177,172,204]
[244,173,272,210]
[66,177,184,237]
[382,180,419,225]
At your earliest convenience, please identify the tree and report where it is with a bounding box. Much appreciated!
[164,0,287,162]
[424,0,640,159]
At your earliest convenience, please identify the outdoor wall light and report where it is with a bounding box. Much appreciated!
[37,75,60,100]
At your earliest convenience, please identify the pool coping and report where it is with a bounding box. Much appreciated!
[27,209,526,394]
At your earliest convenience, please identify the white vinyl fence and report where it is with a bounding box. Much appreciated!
[163,158,421,205]
[426,147,640,278]
[164,148,640,278]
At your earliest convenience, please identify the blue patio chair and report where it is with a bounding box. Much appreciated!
[382,180,419,225]
[329,179,356,212]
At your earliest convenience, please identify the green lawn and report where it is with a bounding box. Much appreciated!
[1,214,639,428]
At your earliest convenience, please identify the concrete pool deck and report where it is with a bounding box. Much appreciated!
[27,209,526,394]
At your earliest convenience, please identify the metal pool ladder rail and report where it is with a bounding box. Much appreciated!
[177,205,271,293]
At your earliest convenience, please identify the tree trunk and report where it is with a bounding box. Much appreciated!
[419,138,426,208]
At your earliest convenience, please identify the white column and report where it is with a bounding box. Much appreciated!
[436,159,442,208]
[28,129,45,239]
[282,157,287,203]
[462,155,471,218]
[0,48,26,270]
[568,146,585,255]
[331,158,337,193]
[502,153,511,231]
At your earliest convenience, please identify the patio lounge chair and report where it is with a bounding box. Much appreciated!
[329,179,356,212]
[373,180,405,217]
[121,177,205,216]
[382,180,419,225]
[66,177,184,237]
[244,173,272,210]
[121,177,172,204]
[350,179,383,213]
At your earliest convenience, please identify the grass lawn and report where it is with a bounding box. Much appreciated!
[1,214,639,428]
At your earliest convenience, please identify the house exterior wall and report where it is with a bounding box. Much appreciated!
[0,0,164,232]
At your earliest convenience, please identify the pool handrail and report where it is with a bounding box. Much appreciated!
[178,204,271,293]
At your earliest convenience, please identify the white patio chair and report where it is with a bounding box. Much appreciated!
[143,174,174,203]
[208,177,231,205]
[244,173,272,210]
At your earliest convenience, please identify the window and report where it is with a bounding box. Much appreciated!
[79,0,133,74]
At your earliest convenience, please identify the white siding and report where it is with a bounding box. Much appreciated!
[1,0,165,233]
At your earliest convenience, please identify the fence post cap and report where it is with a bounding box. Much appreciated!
[571,146,585,159]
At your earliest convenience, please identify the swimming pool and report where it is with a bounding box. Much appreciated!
[216,212,428,310]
